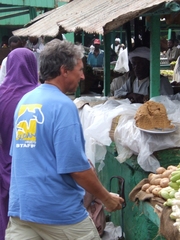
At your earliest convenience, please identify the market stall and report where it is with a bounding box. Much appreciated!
[11,0,180,238]
[74,96,180,239]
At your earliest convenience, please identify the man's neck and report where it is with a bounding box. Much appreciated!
[44,79,64,93]
[94,49,100,56]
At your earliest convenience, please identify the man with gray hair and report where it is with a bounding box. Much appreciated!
[6,39,124,240]
[114,46,173,103]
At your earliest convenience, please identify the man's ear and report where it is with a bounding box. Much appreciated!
[60,65,68,77]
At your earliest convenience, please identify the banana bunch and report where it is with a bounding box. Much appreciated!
[170,61,177,66]
[160,70,174,77]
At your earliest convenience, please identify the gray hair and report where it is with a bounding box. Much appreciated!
[39,39,84,81]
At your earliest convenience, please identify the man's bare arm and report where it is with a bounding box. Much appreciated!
[70,168,124,212]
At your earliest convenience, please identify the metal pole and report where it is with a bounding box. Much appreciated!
[150,15,160,98]
[104,32,111,96]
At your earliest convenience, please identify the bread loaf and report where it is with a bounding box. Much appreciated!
[134,101,173,130]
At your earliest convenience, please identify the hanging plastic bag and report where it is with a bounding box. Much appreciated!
[114,48,129,73]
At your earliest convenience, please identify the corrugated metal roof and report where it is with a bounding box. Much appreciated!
[13,0,180,37]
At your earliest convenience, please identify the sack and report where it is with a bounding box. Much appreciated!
[84,160,106,237]
[114,47,129,73]
[87,198,106,237]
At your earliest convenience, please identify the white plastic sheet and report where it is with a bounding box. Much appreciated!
[75,96,180,173]
[114,96,180,172]
[102,222,124,240]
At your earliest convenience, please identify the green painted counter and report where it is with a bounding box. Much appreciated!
[96,143,180,240]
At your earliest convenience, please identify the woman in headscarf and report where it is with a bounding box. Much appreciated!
[0,48,38,239]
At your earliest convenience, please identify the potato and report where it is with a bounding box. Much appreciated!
[161,169,173,178]
[156,167,166,174]
[167,165,178,171]
[152,187,162,197]
[148,185,157,193]
[148,173,154,181]
[146,188,151,194]
[160,178,169,188]
[150,178,161,185]
[141,183,150,191]
[148,173,162,181]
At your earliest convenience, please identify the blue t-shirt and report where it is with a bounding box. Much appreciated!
[87,50,104,67]
[9,84,91,225]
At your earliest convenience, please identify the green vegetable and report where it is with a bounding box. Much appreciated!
[171,170,180,176]
[176,179,180,185]
[170,172,180,182]
[164,198,180,207]
[170,212,177,220]
[169,181,180,190]
[164,198,175,207]
[160,189,170,200]
[169,189,177,198]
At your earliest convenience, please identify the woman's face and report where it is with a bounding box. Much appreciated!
[131,57,150,80]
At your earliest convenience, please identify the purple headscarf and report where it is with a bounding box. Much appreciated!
[0,48,38,239]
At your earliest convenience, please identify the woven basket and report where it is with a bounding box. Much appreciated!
[109,115,121,141]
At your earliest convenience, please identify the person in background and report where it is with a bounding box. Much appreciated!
[173,56,180,83]
[89,44,95,53]
[0,36,23,85]
[87,38,104,67]
[110,61,134,96]
[1,36,9,48]
[174,39,180,49]
[114,46,173,103]
[0,48,38,240]
[25,36,45,71]
[166,39,180,63]
[131,37,135,49]
[6,39,124,240]
[111,38,121,55]
[110,72,129,96]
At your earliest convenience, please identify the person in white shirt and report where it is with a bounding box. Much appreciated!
[111,38,121,55]
[0,36,22,85]
[114,46,173,103]
[25,36,45,71]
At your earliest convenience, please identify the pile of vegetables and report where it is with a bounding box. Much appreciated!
[141,164,180,232]
[141,165,178,197]
[160,70,174,82]
[160,70,174,79]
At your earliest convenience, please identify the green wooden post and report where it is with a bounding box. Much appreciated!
[134,18,139,48]
[168,29,172,40]
[29,7,37,20]
[150,15,160,98]
[103,32,111,96]
[125,21,132,51]
[99,34,102,42]
[112,30,116,51]
[119,26,123,43]
[81,31,85,46]
[74,33,83,98]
